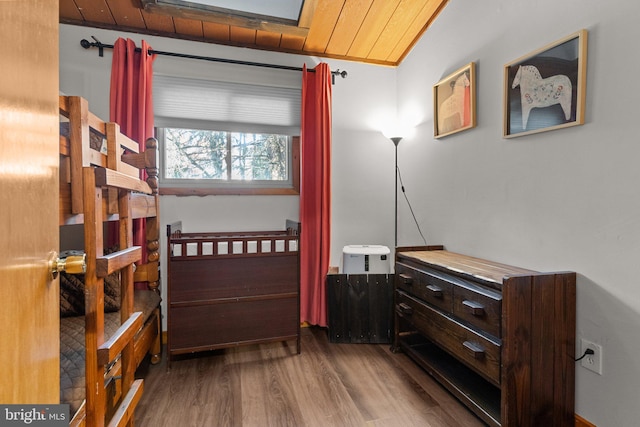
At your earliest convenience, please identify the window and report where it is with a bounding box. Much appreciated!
[154,75,301,195]
[160,128,298,195]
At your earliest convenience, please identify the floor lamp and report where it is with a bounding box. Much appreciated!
[389,136,402,248]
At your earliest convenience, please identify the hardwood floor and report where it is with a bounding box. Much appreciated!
[135,327,485,427]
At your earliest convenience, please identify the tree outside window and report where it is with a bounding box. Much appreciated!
[164,128,289,182]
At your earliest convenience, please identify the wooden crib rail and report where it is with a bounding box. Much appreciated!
[170,233,298,259]
[167,220,300,260]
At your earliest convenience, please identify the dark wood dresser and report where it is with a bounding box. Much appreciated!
[393,247,576,427]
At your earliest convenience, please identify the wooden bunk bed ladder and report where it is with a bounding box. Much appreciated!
[60,95,162,426]
[82,164,151,427]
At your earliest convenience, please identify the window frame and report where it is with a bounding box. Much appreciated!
[158,130,300,196]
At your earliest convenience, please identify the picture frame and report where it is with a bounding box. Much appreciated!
[503,29,587,138]
[433,62,476,138]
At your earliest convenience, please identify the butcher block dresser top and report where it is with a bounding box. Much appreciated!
[398,250,537,288]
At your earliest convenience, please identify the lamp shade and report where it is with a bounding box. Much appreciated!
[389,136,402,146]
[382,122,407,146]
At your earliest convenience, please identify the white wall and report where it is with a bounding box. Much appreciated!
[396,1,640,425]
[59,23,397,327]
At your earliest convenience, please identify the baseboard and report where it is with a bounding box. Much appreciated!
[161,324,314,344]
[576,414,596,427]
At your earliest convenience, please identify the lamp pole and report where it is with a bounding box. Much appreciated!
[390,137,402,248]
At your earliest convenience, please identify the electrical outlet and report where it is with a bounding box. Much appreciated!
[580,338,603,375]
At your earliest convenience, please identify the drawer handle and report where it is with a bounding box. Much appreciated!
[462,300,485,316]
[399,273,413,286]
[396,302,413,316]
[426,284,443,297]
[463,341,485,360]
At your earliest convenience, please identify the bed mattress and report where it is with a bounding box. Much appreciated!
[60,290,160,414]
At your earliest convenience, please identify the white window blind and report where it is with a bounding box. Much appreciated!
[154,75,301,135]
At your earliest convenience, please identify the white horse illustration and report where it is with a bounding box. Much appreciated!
[438,72,469,133]
[511,65,572,129]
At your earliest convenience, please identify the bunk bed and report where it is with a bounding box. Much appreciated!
[58,95,161,426]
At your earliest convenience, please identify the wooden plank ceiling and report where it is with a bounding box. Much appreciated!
[59,0,449,67]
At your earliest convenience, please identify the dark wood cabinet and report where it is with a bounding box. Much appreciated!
[326,273,394,344]
[393,247,576,427]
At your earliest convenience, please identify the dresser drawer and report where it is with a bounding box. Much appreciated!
[395,263,453,313]
[396,290,501,386]
[452,282,502,338]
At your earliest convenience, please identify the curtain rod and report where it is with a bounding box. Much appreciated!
[80,37,348,84]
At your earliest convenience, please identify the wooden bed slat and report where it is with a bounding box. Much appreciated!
[69,400,86,427]
[107,379,144,427]
[94,167,153,194]
[130,193,158,219]
[69,96,89,214]
[87,149,107,168]
[60,193,156,226]
[133,307,161,365]
[60,96,106,135]
[121,152,146,170]
[96,246,142,278]
[106,122,140,179]
[115,131,139,153]
[97,312,143,366]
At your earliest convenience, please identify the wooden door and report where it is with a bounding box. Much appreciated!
[0,0,60,403]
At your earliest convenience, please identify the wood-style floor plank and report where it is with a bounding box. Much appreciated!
[135,328,484,427]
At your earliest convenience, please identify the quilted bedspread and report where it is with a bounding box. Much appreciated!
[60,290,161,414]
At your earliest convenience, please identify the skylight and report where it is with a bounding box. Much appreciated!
[184,0,304,21]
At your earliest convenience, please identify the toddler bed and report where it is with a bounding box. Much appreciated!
[166,220,301,362]
[58,95,161,426]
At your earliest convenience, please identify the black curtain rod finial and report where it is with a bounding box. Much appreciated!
[334,69,348,79]
[330,69,347,85]
[81,37,110,57]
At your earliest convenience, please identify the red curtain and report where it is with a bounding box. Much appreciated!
[109,38,156,279]
[300,63,332,327]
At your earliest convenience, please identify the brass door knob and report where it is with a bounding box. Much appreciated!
[50,252,86,279]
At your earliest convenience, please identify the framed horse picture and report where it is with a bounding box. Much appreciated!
[433,62,476,138]
[504,29,588,138]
